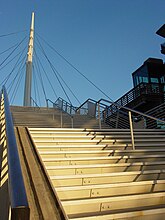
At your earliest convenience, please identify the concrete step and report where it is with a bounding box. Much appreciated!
[62,192,165,216]
[36,144,132,151]
[38,149,165,156]
[71,207,165,220]
[28,127,165,219]
[46,161,165,176]
[50,169,165,187]
[42,155,165,166]
[56,180,165,200]
[41,154,165,164]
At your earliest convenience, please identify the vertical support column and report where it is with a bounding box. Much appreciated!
[23,12,35,106]
[98,102,101,129]
[129,111,135,150]
[60,111,63,128]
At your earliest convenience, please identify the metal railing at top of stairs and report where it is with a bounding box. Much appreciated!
[46,97,76,114]
[113,82,165,108]
[145,102,165,129]
[46,98,76,128]
[0,86,29,219]
[30,96,40,110]
[75,98,165,150]
[46,96,165,147]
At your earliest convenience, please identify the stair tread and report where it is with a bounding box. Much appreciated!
[42,155,165,161]
[39,149,165,154]
[45,161,165,169]
[56,179,165,191]
[28,127,165,219]
[71,207,165,220]
[50,169,165,179]
[61,192,165,205]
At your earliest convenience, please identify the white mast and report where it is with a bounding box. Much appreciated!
[23,12,34,106]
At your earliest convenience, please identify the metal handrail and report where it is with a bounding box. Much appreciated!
[75,97,165,123]
[74,97,165,149]
[75,98,97,113]
[1,86,29,219]
[46,98,58,108]
[46,98,74,128]
[114,82,164,107]
[30,97,40,109]
[55,97,77,114]
[98,98,165,149]
[97,98,165,124]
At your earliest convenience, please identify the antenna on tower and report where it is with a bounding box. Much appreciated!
[23,12,34,106]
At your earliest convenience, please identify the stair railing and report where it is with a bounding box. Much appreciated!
[30,97,40,111]
[0,86,29,219]
[145,103,165,128]
[46,98,74,128]
[75,98,98,117]
[75,97,165,149]
[114,82,164,108]
[53,97,77,114]
[97,98,165,149]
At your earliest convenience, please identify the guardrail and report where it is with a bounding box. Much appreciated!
[30,97,40,110]
[114,82,164,107]
[145,103,165,129]
[0,86,29,219]
[46,98,75,128]
[45,96,165,149]
[75,98,165,149]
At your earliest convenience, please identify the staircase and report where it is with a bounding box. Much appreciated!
[28,127,165,219]
[11,106,109,128]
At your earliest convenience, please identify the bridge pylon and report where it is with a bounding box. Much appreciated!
[23,12,34,106]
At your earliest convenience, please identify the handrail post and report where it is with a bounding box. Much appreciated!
[61,111,63,128]
[61,100,63,111]
[98,102,101,129]
[129,111,135,150]
[116,110,119,128]
[71,116,73,128]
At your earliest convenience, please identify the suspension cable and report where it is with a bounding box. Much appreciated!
[33,57,47,102]
[0,36,27,68]
[0,30,27,38]
[7,57,26,94]
[0,42,20,55]
[10,66,25,104]
[33,65,38,105]
[53,67,81,105]
[36,36,81,104]
[34,49,58,99]
[0,48,27,87]
[36,33,114,102]
[0,45,27,72]
[33,70,41,106]
[36,38,72,104]
[35,43,80,104]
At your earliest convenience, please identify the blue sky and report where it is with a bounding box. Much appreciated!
[0,0,165,106]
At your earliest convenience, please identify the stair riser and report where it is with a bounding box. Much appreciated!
[27,126,165,219]
[57,182,165,200]
[43,157,165,166]
[51,173,165,187]
[71,211,165,220]
[37,148,165,155]
[47,164,165,176]
[62,194,165,215]
[42,157,165,164]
